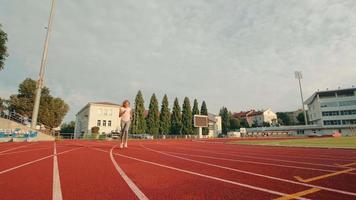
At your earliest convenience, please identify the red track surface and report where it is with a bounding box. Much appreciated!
[1,139,356,200]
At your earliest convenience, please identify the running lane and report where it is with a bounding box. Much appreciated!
[57,141,138,200]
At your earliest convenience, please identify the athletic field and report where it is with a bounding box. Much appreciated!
[1,139,356,199]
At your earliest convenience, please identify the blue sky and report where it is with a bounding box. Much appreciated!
[0,0,356,122]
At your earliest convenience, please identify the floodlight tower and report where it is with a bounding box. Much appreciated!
[295,71,308,125]
[31,0,57,129]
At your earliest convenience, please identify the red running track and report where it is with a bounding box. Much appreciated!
[0,139,356,200]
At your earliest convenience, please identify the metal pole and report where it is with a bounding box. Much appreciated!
[295,71,308,125]
[31,0,57,129]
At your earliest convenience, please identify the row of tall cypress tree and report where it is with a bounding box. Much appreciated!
[131,90,208,136]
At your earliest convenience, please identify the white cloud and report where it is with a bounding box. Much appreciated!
[1,0,356,121]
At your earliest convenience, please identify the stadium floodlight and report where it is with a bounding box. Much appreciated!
[31,0,57,129]
[295,71,308,125]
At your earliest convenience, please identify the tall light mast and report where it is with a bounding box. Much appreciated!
[31,0,57,129]
[295,71,308,125]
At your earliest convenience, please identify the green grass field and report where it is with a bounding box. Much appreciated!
[230,137,356,149]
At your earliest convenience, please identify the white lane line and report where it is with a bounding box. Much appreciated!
[162,151,354,174]
[170,145,354,170]
[0,143,33,154]
[110,145,149,200]
[0,147,52,156]
[52,142,63,200]
[99,148,308,200]
[0,146,83,175]
[191,140,356,162]
[141,144,356,198]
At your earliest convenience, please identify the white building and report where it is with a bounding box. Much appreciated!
[74,102,121,138]
[208,113,222,137]
[234,109,277,127]
[305,87,356,126]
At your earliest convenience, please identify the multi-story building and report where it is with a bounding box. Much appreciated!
[233,109,277,127]
[74,102,121,138]
[305,87,356,126]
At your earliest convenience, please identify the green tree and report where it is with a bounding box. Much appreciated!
[219,107,230,134]
[182,97,193,135]
[147,93,160,137]
[0,97,4,111]
[229,117,240,131]
[200,101,209,135]
[60,121,75,133]
[240,118,250,128]
[39,97,69,129]
[297,112,308,125]
[192,99,199,135]
[132,90,146,134]
[276,112,292,125]
[9,78,50,117]
[171,98,182,135]
[0,24,8,71]
[8,78,69,129]
[159,94,170,135]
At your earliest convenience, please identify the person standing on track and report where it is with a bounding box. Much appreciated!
[119,100,132,149]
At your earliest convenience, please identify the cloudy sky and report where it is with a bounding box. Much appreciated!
[1,0,356,122]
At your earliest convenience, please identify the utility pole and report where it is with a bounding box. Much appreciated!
[295,71,308,125]
[31,0,57,129]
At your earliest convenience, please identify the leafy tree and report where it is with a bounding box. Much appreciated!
[159,94,170,135]
[9,78,50,117]
[147,93,160,137]
[229,117,240,131]
[8,78,69,129]
[39,97,69,129]
[240,118,250,128]
[132,90,146,134]
[219,107,230,134]
[171,98,182,135]
[192,99,199,135]
[297,112,307,125]
[0,97,4,111]
[182,97,193,135]
[276,112,292,125]
[200,101,209,135]
[262,122,271,127]
[60,121,75,133]
[0,24,8,71]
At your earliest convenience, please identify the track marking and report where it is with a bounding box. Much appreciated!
[0,147,52,156]
[109,145,149,200]
[93,147,308,200]
[0,146,83,175]
[337,162,356,167]
[141,144,356,197]
[160,150,355,174]
[274,188,321,200]
[52,142,63,200]
[0,143,33,154]
[294,168,355,183]
[168,145,356,171]
[191,140,356,162]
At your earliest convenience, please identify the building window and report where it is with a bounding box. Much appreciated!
[97,120,101,126]
[339,100,356,107]
[323,120,341,125]
[98,109,102,115]
[108,110,112,116]
[342,119,356,125]
[103,120,106,126]
[320,102,338,108]
[340,110,356,115]
[104,109,108,116]
[322,111,339,116]
[108,120,112,127]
